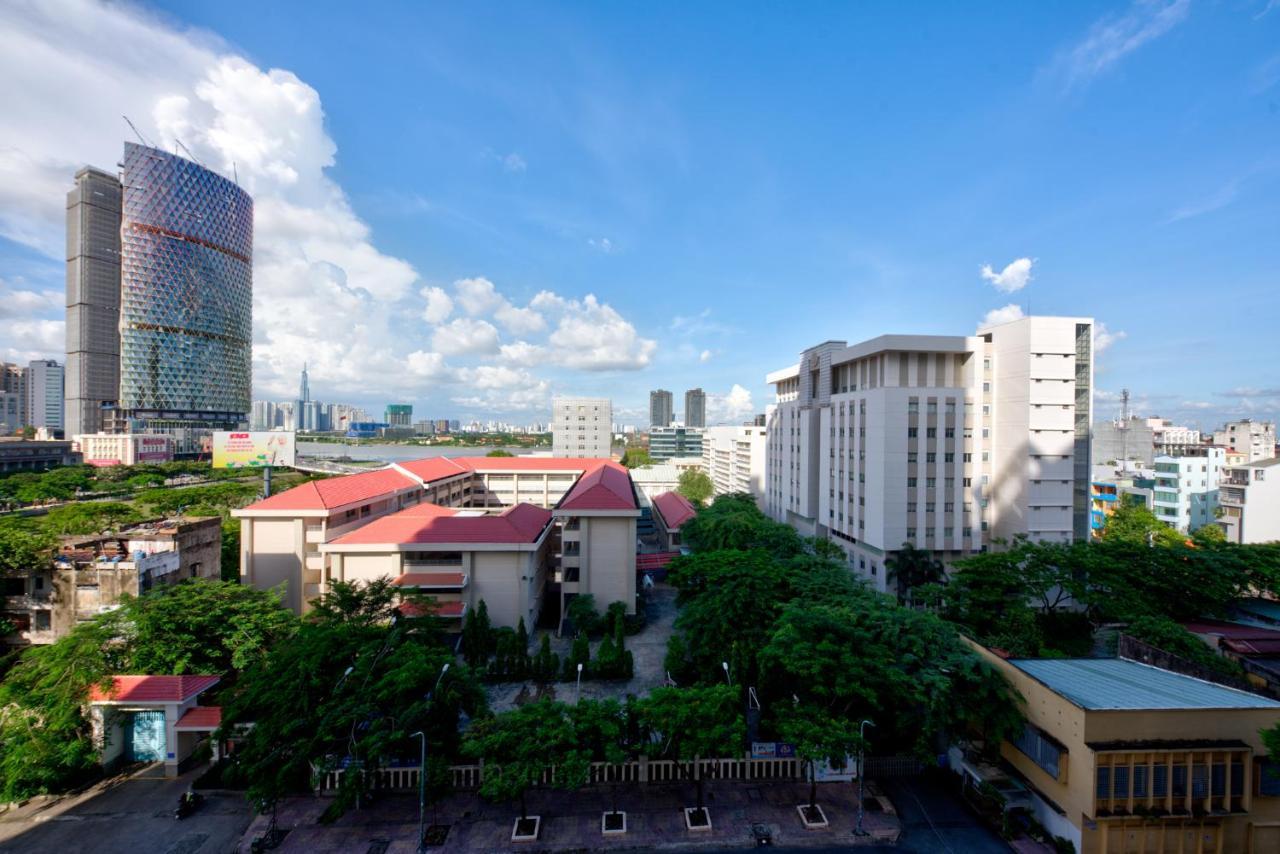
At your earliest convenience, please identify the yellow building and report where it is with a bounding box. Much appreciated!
[975,646,1280,853]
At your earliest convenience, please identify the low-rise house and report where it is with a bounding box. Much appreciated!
[89,675,222,777]
[652,491,696,551]
[973,644,1280,853]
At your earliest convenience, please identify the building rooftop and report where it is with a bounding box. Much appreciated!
[1009,658,1280,711]
[652,491,697,530]
[88,674,221,704]
[328,501,551,546]
[174,706,222,731]
[558,462,636,512]
[244,467,417,511]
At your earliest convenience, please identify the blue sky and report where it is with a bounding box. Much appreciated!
[1,0,1277,428]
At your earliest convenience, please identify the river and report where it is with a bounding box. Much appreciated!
[296,441,540,464]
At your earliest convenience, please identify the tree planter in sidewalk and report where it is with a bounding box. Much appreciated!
[684,806,712,831]
[796,803,828,828]
[510,815,541,842]
[601,810,627,836]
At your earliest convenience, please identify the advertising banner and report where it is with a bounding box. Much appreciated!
[212,431,296,469]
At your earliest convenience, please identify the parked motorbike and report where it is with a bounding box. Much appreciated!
[174,790,204,820]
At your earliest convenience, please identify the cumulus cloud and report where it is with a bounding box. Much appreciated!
[2,319,64,363]
[1094,322,1127,355]
[978,303,1025,329]
[0,278,62,319]
[531,292,656,371]
[699,349,712,363]
[432,318,501,356]
[979,257,1034,293]
[452,277,546,335]
[421,286,453,324]
[588,237,614,253]
[706,384,755,424]
[405,350,450,380]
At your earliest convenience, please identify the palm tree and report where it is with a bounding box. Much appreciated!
[885,542,945,606]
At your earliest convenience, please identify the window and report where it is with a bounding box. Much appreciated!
[963,477,972,487]
[906,527,916,538]
[926,452,936,463]
[944,452,954,463]
[983,382,991,392]
[925,502,935,512]
[34,610,50,631]
[926,427,937,438]
[907,427,918,438]
[907,452,918,464]
[945,427,955,438]
[926,477,936,488]
[963,453,972,463]
[907,477,917,487]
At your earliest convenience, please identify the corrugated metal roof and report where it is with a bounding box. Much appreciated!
[1010,658,1280,710]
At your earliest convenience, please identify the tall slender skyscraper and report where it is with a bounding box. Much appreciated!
[68,143,253,454]
[299,362,310,404]
[684,388,706,428]
[65,166,123,437]
[649,389,673,428]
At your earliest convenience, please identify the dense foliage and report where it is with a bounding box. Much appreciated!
[675,469,713,505]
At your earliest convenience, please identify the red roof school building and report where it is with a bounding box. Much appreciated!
[233,457,640,631]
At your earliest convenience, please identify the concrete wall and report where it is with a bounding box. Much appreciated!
[242,517,304,613]
[581,516,636,614]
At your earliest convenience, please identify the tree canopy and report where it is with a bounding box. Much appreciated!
[676,468,714,505]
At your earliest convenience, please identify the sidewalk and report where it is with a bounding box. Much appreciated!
[237,779,901,852]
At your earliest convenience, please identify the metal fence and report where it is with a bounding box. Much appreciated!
[316,754,924,794]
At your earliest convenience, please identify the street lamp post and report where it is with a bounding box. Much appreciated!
[412,663,451,852]
[721,661,731,686]
[576,662,584,703]
[854,719,875,837]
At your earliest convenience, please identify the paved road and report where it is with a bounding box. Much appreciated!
[0,767,252,854]
[880,775,1010,854]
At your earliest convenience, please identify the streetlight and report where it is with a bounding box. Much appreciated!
[412,662,451,852]
[721,661,731,686]
[576,662,584,703]
[854,719,875,837]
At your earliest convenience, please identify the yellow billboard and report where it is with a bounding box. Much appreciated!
[212,431,297,469]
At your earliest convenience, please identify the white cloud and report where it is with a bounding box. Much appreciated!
[978,303,1025,329]
[432,317,501,356]
[1048,0,1190,91]
[532,292,656,371]
[1094,322,1127,355]
[501,152,526,173]
[0,278,62,319]
[498,341,548,363]
[979,257,1034,293]
[2,318,64,363]
[589,237,614,253]
[452,276,545,335]
[405,350,450,380]
[706,384,755,424]
[421,286,453,324]
[699,349,712,363]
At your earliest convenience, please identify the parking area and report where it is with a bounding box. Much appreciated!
[0,766,252,854]
[880,773,1011,854]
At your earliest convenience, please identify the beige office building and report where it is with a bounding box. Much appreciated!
[552,397,612,458]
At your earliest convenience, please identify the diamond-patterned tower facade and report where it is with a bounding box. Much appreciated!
[118,142,252,418]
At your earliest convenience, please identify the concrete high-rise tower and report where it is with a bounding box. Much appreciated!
[649,389,673,428]
[684,388,706,428]
[65,166,123,437]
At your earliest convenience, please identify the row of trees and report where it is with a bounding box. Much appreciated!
[0,460,252,507]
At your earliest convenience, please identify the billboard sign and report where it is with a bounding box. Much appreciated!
[137,436,172,462]
[212,431,296,469]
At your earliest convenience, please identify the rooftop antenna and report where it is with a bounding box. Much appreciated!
[122,115,153,148]
[1119,388,1131,465]
[232,161,238,185]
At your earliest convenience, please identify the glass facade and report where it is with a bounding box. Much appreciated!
[118,142,252,418]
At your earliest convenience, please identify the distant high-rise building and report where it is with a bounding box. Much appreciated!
[386,404,412,427]
[649,426,704,461]
[649,389,673,428]
[552,398,612,457]
[684,388,706,428]
[299,362,310,404]
[65,166,123,438]
[25,360,64,433]
[1,363,27,431]
[67,143,253,454]
[702,424,767,500]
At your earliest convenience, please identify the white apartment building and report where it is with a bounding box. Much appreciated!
[25,360,63,433]
[702,424,768,501]
[1213,419,1277,463]
[1151,448,1223,533]
[552,398,612,457]
[765,316,1093,591]
[1219,457,1280,544]
[1145,417,1201,457]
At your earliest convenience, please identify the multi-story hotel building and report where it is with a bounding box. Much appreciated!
[1152,447,1224,533]
[765,316,1093,590]
[1213,420,1277,463]
[1219,457,1280,545]
[551,398,612,457]
[233,456,639,631]
[702,424,767,501]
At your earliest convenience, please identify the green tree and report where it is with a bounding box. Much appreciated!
[676,469,714,505]
[1192,522,1227,546]
[566,593,601,636]
[0,525,55,576]
[41,502,143,536]
[679,493,805,557]
[779,703,863,814]
[619,448,653,469]
[485,449,514,457]
[636,685,744,813]
[885,542,946,605]
[1100,495,1185,546]
[1124,615,1244,680]
[220,517,241,581]
[462,599,495,666]
[461,700,591,823]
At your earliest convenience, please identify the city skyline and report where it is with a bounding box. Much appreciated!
[2,1,1278,428]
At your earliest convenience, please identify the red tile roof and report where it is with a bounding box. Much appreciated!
[174,706,222,730]
[396,457,470,482]
[461,457,609,472]
[398,599,466,618]
[636,551,681,570]
[330,502,552,546]
[559,463,636,512]
[243,467,417,511]
[652,491,697,530]
[88,675,221,704]
[394,571,467,588]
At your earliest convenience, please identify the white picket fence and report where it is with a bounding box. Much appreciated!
[316,755,804,794]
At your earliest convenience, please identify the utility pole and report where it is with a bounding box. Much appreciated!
[1119,388,1131,465]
